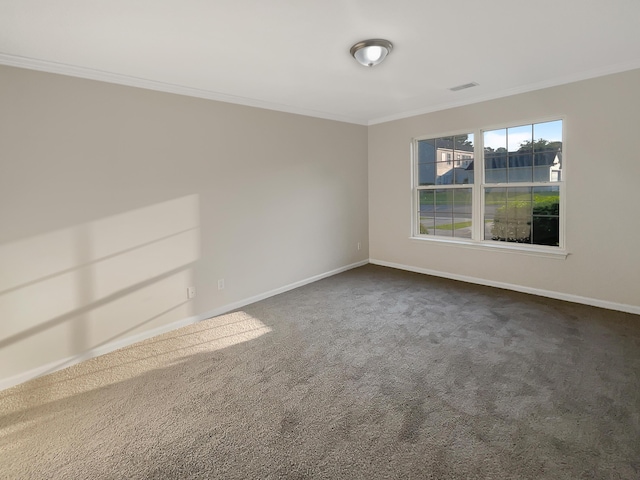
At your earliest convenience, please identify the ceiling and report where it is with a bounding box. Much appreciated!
[1,0,640,125]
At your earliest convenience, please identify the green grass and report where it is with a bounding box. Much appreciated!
[420,191,559,207]
[420,219,492,232]
[485,191,559,205]
[434,221,472,230]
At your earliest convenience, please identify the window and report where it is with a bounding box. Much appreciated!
[416,134,475,239]
[442,152,453,164]
[413,119,564,252]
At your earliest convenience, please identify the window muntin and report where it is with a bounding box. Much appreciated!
[484,185,560,246]
[414,119,563,250]
[416,134,475,238]
[483,120,562,185]
[419,188,473,238]
[483,120,562,247]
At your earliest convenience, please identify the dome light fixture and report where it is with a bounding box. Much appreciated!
[350,39,393,67]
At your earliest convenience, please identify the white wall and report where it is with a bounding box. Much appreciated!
[0,65,369,385]
[369,68,640,312]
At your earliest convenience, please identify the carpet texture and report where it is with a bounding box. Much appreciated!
[1,265,639,479]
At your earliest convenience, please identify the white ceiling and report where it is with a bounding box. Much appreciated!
[2,0,640,125]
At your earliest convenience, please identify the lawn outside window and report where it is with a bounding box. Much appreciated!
[412,118,566,257]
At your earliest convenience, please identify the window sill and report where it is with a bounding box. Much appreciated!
[409,235,568,259]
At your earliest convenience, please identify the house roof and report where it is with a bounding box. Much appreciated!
[434,139,475,154]
[484,151,560,169]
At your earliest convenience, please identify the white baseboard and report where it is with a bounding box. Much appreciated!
[195,260,370,321]
[0,260,368,392]
[370,259,640,316]
[0,314,203,392]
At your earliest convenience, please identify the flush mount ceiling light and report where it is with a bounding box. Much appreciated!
[350,39,393,67]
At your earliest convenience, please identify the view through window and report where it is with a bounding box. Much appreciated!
[415,120,563,249]
[417,134,475,239]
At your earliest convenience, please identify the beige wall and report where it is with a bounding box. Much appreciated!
[0,65,368,384]
[2,63,639,387]
[369,68,640,310]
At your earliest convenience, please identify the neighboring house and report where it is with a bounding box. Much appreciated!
[435,167,472,185]
[419,138,562,186]
[549,153,562,181]
[484,149,562,183]
[417,138,474,185]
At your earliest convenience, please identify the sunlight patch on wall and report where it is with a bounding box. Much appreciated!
[0,195,200,380]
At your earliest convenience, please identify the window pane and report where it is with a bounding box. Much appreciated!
[417,139,436,186]
[453,189,472,215]
[507,187,532,242]
[484,128,506,156]
[453,189,472,239]
[507,152,533,182]
[453,163,473,184]
[452,134,474,184]
[418,190,435,235]
[432,189,454,237]
[508,125,533,183]
[435,137,454,150]
[508,125,533,152]
[419,133,475,187]
[533,120,563,182]
[486,121,563,186]
[486,187,533,243]
[418,162,437,186]
[485,185,560,246]
[420,187,473,238]
[415,133,475,239]
[533,120,562,148]
[434,138,455,186]
[485,155,507,183]
[532,186,560,246]
[436,162,454,185]
[417,139,436,163]
[454,134,474,151]
[484,187,506,240]
[484,129,506,183]
[534,152,561,182]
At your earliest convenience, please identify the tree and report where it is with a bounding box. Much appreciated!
[484,146,507,154]
[454,134,473,149]
[518,138,562,152]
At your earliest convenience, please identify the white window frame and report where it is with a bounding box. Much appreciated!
[410,117,567,259]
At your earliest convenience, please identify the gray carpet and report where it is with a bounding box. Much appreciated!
[1,264,639,479]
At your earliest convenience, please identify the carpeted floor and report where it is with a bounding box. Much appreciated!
[1,265,639,479]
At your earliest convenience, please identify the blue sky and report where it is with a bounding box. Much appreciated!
[483,120,562,150]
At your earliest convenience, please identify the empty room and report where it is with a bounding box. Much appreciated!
[1,1,639,478]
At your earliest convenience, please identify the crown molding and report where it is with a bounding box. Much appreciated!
[0,53,369,126]
[367,58,640,125]
[2,52,639,128]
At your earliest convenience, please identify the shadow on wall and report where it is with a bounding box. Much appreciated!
[0,195,201,385]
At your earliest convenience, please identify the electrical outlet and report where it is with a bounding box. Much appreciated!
[218,279,225,290]
[187,286,196,299]
[357,242,361,251]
